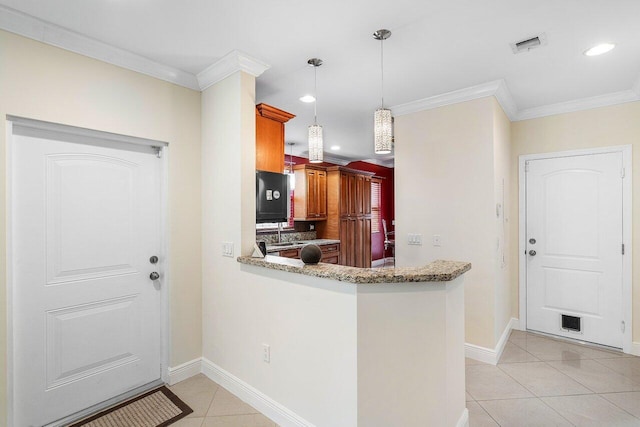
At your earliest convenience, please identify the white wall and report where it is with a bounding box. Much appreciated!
[0,30,203,418]
[357,280,465,427]
[201,72,358,426]
[394,97,501,349]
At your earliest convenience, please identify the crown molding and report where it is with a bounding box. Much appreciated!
[197,50,270,91]
[362,157,395,168]
[391,79,518,121]
[515,89,640,121]
[493,80,519,121]
[391,75,640,123]
[320,154,351,166]
[0,5,200,91]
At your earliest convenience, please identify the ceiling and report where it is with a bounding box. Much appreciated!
[2,0,640,166]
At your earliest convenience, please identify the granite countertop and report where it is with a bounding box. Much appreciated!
[265,239,340,253]
[237,256,471,284]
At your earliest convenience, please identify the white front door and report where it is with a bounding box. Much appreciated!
[12,128,163,426]
[525,152,623,348]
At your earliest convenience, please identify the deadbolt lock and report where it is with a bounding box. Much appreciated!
[150,256,159,264]
[529,238,536,245]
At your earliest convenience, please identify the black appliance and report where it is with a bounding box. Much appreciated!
[256,170,290,223]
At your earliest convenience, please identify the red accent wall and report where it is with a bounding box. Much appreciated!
[289,156,394,261]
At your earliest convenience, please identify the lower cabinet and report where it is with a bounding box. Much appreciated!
[278,248,299,258]
[340,217,371,268]
[319,243,340,264]
[278,243,340,264]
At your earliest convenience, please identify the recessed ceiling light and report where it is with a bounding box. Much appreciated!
[584,43,615,56]
[330,145,340,151]
[299,95,316,103]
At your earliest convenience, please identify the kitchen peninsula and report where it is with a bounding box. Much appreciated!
[237,255,471,427]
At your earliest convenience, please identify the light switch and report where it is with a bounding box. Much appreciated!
[408,234,423,246]
[222,242,234,257]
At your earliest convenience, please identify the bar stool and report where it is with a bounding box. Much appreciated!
[382,219,395,267]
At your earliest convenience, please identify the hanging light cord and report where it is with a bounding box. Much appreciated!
[314,64,318,125]
[380,37,385,109]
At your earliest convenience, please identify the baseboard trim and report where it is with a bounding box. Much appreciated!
[457,408,470,427]
[167,358,202,385]
[201,358,315,427]
[465,318,518,365]
[632,342,640,357]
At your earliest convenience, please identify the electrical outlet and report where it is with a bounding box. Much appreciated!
[262,344,270,363]
[222,242,234,257]
[433,234,441,247]
[310,224,315,230]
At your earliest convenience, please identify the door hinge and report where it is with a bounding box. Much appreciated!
[621,321,626,333]
[622,243,625,255]
[525,161,530,172]
[621,167,625,178]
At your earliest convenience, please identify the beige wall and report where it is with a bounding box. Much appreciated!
[0,31,203,418]
[493,99,512,342]
[395,97,504,349]
[510,101,640,344]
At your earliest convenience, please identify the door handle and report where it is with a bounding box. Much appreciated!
[150,272,160,280]
[528,250,537,256]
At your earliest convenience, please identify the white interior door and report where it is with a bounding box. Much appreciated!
[525,152,623,348]
[12,127,163,426]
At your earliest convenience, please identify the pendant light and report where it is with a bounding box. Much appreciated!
[307,58,324,163]
[373,29,393,154]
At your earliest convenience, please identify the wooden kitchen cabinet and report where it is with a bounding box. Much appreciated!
[339,217,356,267]
[355,217,372,268]
[256,103,295,173]
[278,243,340,265]
[293,165,327,220]
[317,166,375,267]
[319,243,340,264]
[278,248,300,258]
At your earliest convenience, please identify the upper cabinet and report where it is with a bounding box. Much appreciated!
[255,103,295,173]
[293,164,327,220]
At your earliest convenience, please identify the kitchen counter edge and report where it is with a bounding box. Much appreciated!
[237,256,471,284]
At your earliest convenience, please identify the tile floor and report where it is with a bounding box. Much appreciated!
[467,330,640,426]
[169,375,278,427]
[168,331,640,427]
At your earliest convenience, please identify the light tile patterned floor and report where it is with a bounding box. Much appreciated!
[467,330,640,426]
[168,331,640,427]
[168,375,278,427]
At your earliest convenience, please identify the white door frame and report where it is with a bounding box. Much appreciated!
[518,145,632,354]
[5,116,172,427]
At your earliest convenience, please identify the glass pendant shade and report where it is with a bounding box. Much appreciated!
[374,108,393,154]
[308,124,323,163]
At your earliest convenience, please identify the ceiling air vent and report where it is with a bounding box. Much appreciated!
[510,33,547,54]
